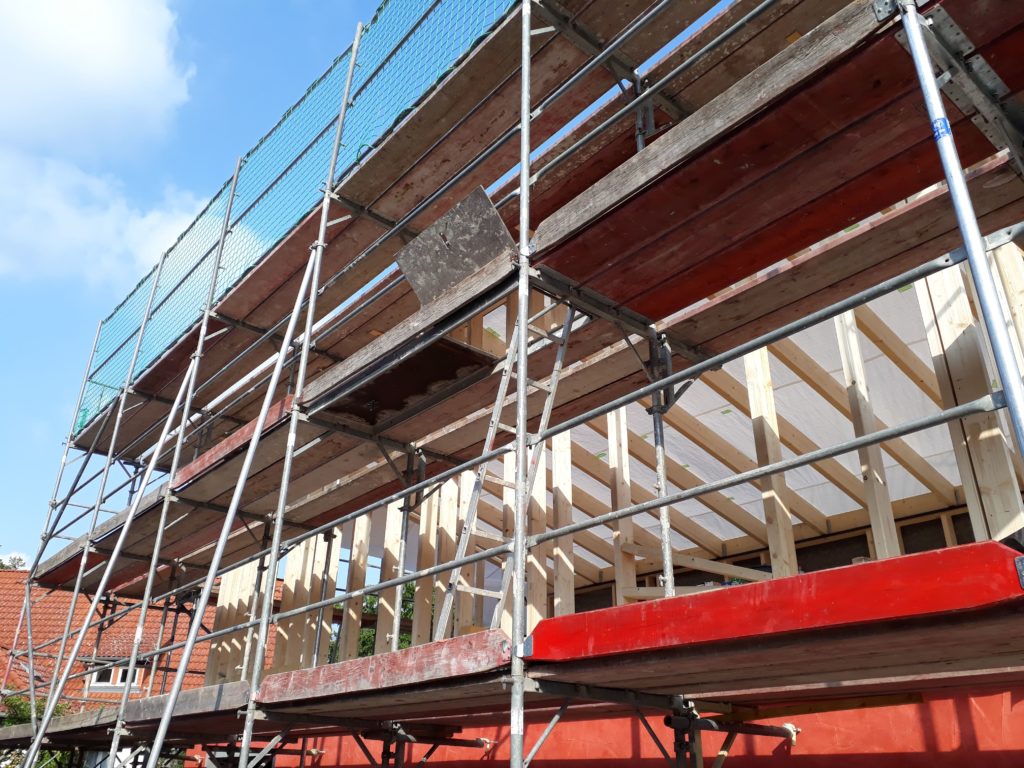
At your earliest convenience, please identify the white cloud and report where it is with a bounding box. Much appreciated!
[0,0,194,158]
[0,148,203,287]
[0,0,199,289]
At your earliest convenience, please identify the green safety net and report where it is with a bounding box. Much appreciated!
[74,0,518,436]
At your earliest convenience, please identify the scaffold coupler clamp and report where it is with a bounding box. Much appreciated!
[872,0,922,22]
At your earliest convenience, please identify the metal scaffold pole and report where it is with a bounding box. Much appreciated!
[2,320,102,729]
[900,0,1024,454]
[237,23,363,768]
[510,0,532,765]
[106,156,244,768]
[23,352,199,768]
[45,250,170,716]
[648,332,676,598]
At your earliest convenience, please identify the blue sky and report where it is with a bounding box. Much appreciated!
[0,1,376,562]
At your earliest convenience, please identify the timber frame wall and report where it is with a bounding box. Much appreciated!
[5,0,1024,766]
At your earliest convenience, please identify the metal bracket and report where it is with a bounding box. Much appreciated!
[896,7,1024,175]
[872,0,920,23]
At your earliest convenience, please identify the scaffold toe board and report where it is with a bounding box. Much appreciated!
[525,542,1024,702]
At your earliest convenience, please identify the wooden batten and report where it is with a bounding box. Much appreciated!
[743,348,798,578]
[833,310,900,559]
[435,478,460,640]
[917,267,1024,541]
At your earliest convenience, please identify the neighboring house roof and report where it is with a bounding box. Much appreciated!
[0,570,215,713]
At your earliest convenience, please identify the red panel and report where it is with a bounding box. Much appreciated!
[257,629,513,705]
[525,543,1024,662]
[173,395,292,488]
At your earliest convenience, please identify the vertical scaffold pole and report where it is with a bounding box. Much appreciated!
[106,157,244,768]
[510,0,532,765]
[2,320,102,727]
[900,0,1024,454]
[46,250,169,714]
[23,353,198,768]
[237,26,363,767]
[648,332,676,598]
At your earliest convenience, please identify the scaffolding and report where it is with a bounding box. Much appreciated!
[5,0,1024,766]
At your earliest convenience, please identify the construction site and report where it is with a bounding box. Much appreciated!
[4,0,1024,764]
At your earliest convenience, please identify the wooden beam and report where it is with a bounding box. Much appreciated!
[569,440,723,555]
[587,414,769,545]
[338,513,371,661]
[700,368,866,509]
[917,268,1024,541]
[854,305,942,406]
[834,310,901,559]
[743,348,799,577]
[620,543,772,582]
[373,502,405,655]
[993,243,1024,366]
[608,409,637,605]
[656,398,829,534]
[551,431,575,616]
[770,337,958,505]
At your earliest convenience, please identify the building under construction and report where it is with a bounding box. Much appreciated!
[3,0,1024,764]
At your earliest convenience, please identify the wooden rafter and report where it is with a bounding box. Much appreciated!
[770,338,958,505]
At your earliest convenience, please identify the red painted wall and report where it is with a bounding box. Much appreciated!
[274,687,1024,767]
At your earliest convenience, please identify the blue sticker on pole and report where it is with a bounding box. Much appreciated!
[932,117,951,141]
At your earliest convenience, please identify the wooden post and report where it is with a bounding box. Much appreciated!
[338,514,372,661]
[434,478,460,640]
[206,560,259,683]
[373,502,405,655]
[269,535,339,675]
[834,310,900,559]
[743,348,798,577]
[917,268,1024,541]
[526,440,548,631]
[551,431,575,616]
[411,489,439,645]
[607,408,637,604]
[455,471,479,636]
[499,453,516,634]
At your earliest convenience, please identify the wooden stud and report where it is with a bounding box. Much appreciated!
[454,471,479,636]
[373,501,405,655]
[527,441,549,631]
[743,348,798,577]
[411,488,439,645]
[834,310,900,559]
[551,431,575,616]
[498,452,516,634]
[434,478,460,640]
[338,514,371,661]
[917,268,1024,541]
[607,408,637,605]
